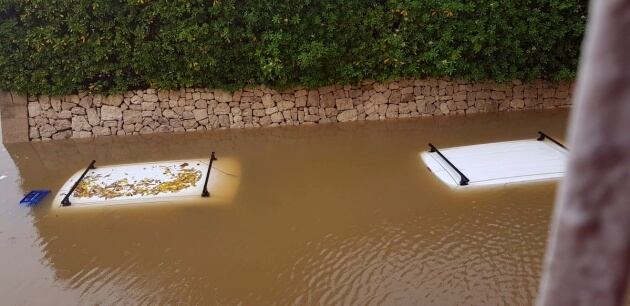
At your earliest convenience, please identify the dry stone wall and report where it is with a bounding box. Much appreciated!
[26,79,573,141]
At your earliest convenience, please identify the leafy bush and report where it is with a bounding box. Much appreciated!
[0,0,587,95]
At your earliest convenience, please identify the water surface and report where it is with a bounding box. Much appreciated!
[0,110,568,305]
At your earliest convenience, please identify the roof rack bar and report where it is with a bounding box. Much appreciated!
[61,160,96,207]
[201,152,217,197]
[537,131,567,150]
[428,143,470,186]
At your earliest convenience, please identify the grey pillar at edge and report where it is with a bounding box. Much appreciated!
[0,91,29,143]
[537,0,630,305]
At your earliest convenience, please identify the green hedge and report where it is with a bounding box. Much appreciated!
[0,0,587,95]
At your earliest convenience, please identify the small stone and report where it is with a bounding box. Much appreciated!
[200,92,214,100]
[510,99,525,109]
[214,103,230,115]
[92,126,111,136]
[386,104,399,118]
[92,95,103,107]
[86,108,100,125]
[389,90,401,104]
[163,109,179,119]
[555,91,569,99]
[39,96,51,110]
[58,110,73,119]
[447,100,456,111]
[262,94,274,108]
[29,127,40,139]
[320,93,335,107]
[337,109,358,122]
[374,83,387,92]
[129,95,141,105]
[439,103,450,114]
[39,124,56,138]
[101,105,123,120]
[103,94,123,106]
[307,90,319,106]
[68,95,80,104]
[157,125,174,133]
[453,91,467,102]
[28,102,41,117]
[370,93,388,105]
[123,110,142,124]
[61,102,75,110]
[335,98,353,110]
[52,130,72,140]
[79,96,93,108]
[141,102,156,111]
[71,107,86,115]
[143,93,158,102]
[182,111,195,120]
[54,119,72,131]
[139,126,154,134]
[490,91,506,100]
[259,115,272,126]
[218,114,230,127]
[193,109,208,121]
[277,100,294,111]
[158,90,169,101]
[123,124,135,133]
[207,115,219,127]
[73,131,92,138]
[214,90,232,103]
[366,113,379,121]
[296,96,307,107]
[304,114,319,122]
[270,112,284,123]
[169,90,181,101]
[194,100,207,109]
[399,103,410,114]
[401,87,414,95]
[169,118,182,128]
[71,116,90,131]
[542,88,555,98]
[50,98,62,111]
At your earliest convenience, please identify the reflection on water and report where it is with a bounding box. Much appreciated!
[0,110,567,305]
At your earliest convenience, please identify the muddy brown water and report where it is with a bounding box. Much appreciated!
[0,110,569,305]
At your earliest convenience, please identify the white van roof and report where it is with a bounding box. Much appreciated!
[421,132,568,188]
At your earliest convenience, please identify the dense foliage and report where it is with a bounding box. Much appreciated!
[0,0,587,95]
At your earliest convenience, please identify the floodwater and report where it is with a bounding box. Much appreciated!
[0,110,568,305]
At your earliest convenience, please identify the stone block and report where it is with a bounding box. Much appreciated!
[335,98,353,110]
[101,105,122,121]
[215,90,232,103]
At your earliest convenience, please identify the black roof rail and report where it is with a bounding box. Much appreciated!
[201,152,217,197]
[537,131,567,150]
[61,160,96,206]
[428,143,470,186]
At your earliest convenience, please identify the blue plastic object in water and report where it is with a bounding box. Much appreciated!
[20,190,50,207]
